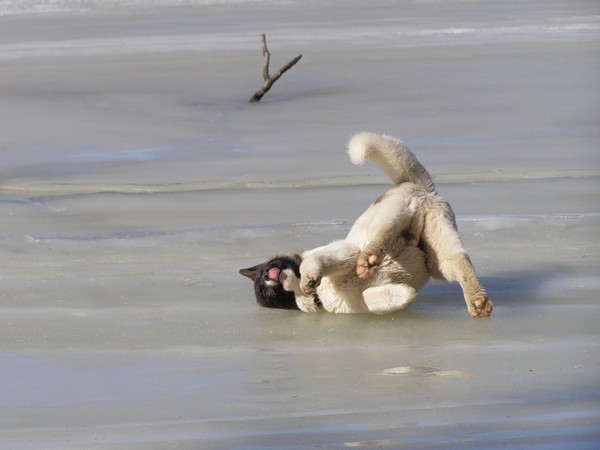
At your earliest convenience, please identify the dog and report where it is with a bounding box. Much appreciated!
[240,132,493,318]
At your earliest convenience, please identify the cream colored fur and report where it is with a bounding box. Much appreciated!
[285,132,492,317]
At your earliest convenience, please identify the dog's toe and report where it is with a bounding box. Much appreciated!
[357,253,380,279]
[469,295,493,318]
[301,274,321,295]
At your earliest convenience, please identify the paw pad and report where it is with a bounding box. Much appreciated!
[469,296,493,318]
[356,254,380,279]
[301,275,321,295]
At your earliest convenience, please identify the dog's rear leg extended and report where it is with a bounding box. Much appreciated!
[422,198,493,318]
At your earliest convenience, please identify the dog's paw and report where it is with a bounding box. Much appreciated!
[468,295,493,318]
[301,273,322,296]
[356,253,381,279]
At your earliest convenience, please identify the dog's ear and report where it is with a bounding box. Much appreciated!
[239,263,264,281]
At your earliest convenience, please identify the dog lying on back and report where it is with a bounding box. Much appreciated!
[240,132,493,318]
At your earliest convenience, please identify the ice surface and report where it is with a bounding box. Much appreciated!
[1,0,599,448]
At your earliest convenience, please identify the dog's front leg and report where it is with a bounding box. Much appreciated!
[300,240,360,295]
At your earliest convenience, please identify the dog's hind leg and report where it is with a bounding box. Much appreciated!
[351,185,421,280]
[422,197,493,318]
[356,221,394,279]
[361,284,417,314]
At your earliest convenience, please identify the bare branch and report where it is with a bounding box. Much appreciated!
[270,54,303,84]
[249,34,302,102]
[260,33,270,82]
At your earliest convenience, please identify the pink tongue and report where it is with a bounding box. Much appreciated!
[267,267,281,281]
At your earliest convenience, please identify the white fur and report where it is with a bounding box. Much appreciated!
[348,132,436,193]
[289,133,492,317]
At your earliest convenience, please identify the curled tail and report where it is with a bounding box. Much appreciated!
[347,132,436,193]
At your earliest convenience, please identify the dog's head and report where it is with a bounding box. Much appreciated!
[239,254,302,310]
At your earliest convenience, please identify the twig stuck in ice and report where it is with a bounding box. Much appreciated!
[249,33,302,102]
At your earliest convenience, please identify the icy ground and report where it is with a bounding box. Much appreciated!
[0,0,599,448]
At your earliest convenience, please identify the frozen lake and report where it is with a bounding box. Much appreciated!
[1,0,599,448]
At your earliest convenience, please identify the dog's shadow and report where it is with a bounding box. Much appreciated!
[418,262,581,313]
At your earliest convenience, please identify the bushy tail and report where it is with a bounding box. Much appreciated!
[347,132,436,193]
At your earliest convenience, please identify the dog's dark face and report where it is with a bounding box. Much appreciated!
[239,254,302,310]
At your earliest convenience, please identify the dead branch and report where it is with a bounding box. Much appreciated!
[249,34,302,102]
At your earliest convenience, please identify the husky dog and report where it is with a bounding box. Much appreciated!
[240,133,493,318]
